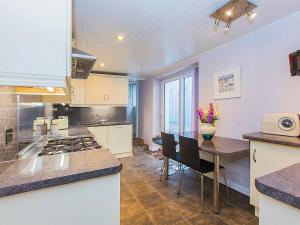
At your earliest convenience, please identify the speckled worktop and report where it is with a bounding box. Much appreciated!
[83,121,133,127]
[243,132,300,148]
[255,163,300,209]
[0,149,122,198]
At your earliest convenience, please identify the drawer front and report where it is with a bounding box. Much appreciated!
[107,125,132,155]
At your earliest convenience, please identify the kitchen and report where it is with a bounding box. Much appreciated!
[0,0,300,225]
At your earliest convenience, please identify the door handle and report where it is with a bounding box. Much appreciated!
[253,149,257,163]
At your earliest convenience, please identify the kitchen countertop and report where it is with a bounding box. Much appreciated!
[83,121,133,127]
[0,149,122,198]
[255,163,300,209]
[243,132,300,147]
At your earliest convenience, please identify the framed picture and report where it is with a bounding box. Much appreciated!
[213,67,241,100]
[289,50,300,76]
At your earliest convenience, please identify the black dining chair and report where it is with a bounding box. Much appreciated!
[160,132,180,181]
[177,135,230,212]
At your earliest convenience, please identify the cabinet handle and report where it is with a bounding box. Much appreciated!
[108,95,110,101]
[253,149,257,163]
[104,95,106,101]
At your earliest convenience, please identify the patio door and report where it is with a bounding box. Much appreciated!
[161,69,195,133]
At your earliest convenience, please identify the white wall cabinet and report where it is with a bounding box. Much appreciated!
[87,124,132,158]
[250,141,300,216]
[0,0,72,87]
[85,76,107,105]
[85,76,128,105]
[70,79,86,105]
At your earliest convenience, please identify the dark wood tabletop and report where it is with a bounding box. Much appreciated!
[155,131,250,156]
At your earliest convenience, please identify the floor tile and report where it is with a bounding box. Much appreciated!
[175,220,192,225]
[148,203,185,225]
[188,214,227,225]
[127,181,155,196]
[172,195,212,218]
[245,217,259,225]
[217,203,255,225]
[121,144,256,225]
[121,198,145,219]
[136,191,167,210]
[121,212,155,225]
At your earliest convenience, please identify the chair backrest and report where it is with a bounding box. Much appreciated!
[161,132,177,160]
[179,135,200,171]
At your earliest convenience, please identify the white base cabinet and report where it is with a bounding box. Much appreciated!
[88,125,132,158]
[0,174,120,225]
[250,141,300,216]
[259,194,300,225]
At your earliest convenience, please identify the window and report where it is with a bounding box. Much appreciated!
[161,66,198,133]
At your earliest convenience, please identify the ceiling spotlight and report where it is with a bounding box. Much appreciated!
[116,35,124,41]
[226,9,233,17]
[46,87,54,92]
[225,22,231,31]
[215,11,220,26]
[247,8,256,20]
[226,0,236,17]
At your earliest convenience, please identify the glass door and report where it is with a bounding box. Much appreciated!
[162,72,195,133]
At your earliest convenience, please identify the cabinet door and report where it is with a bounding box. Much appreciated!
[250,141,300,208]
[87,127,107,148]
[71,79,86,105]
[107,125,132,155]
[0,0,71,87]
[85,76,107,104]
[106,77,128,105]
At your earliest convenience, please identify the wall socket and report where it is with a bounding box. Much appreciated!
[5,129,13,145]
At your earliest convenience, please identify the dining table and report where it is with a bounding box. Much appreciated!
[155,131,249,214]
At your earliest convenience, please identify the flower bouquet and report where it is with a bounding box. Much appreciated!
[197,103,220,140]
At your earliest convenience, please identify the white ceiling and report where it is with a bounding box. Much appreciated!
[73,0,300,77]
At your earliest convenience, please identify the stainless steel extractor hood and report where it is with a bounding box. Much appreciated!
[72,48,97,79]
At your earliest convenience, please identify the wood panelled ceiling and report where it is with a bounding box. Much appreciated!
[73,0,300,77]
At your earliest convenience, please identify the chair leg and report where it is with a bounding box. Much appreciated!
[200,173,204,213]
[177,166,184,195]
[160,158,166,181]
[222,169,231,202]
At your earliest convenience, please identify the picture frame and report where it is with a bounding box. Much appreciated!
[213,66,241,100]
[289,50,300,76]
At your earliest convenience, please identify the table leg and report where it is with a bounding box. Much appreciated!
[213,154,220,214]
[164,158,169,180]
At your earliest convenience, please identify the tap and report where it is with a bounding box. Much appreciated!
[96,115,106,124]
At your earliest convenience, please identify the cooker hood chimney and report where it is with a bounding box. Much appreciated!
[72,48,97,79]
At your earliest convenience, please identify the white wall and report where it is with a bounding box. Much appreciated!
[138,78,160,145]
[196,11,300,195]
[198,11,300,140]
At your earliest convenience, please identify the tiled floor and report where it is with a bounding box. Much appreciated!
[119,146,258,225]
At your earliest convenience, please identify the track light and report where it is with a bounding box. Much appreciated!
[246,8,256,19]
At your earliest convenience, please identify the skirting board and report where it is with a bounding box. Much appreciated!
[204,172,250,196]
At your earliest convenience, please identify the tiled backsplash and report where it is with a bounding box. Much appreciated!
[0,88,18,161]
[51,105,127,125]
